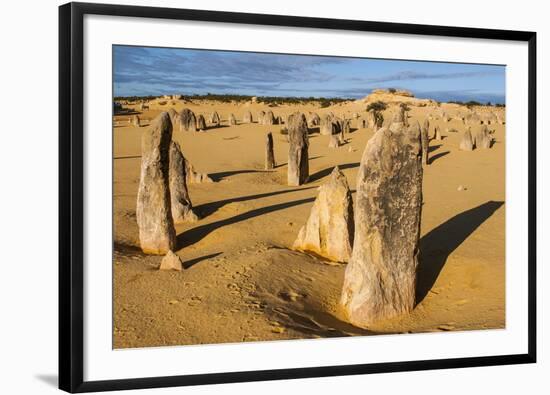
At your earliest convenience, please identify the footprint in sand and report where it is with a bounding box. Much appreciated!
[278,290,306,302]
[187,296,203,306]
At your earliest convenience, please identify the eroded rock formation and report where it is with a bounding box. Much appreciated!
[265,132,276,170]
[293,167,354,262]
[169,141,198,223]
[136,112,177,254]
[287,112,309,186]
[341,122,423,327]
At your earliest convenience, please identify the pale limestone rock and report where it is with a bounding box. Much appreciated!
[328,134,340,148]
[293,167,354,262]
[320,114,334,136]
[434,126,442,141]
[265,132,275,170]
[243,111,253,124]
[262,110,275,125]
[169,141,198,223]
[210,111,220,127]
[421,118,430,165]
[341,122,423,327]
[308,113,320,127]
[476,125,492,149]
[229,113,237,126]
[257,111,265,125]
[196,115,207,131]
[136,112,176,254]
[184,158,213,184]
[460,128,474,151]
[167,108,177,125]
[159,250,183,271]
[179,108,197,132]
[287,112,309,186]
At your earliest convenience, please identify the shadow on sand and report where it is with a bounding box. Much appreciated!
[308,162,360,183]
[209,169,266,182]
[178,196,315,249]
[429,151,450,164]
[184,252,223,269]
[195,187,315,218]
[416,200,504,304]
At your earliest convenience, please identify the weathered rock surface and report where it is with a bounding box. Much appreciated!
[328,134,340,148]
[169,141,198,223]
[460,128,474,151]
[210,111,220,127]
[465,112,481,126]
[434,126,442,141]
[159,250,183,271]
[257,111,265,125]
[287,112,309,186]
[179,108,197,132]
[173,113,181,129]
[132,115,141,127]
[341,122,423,327]
[293,167,354,262]
[243,111,253,124]
[262,110,275,125]
[320,114,334,136]
[421,118,430,165]
[184,158,214,184]
[196,115,207,131]
[167,108,177,125]
[265,132,276,170]
[308,113,320,127]
[136,112,177,254]
[229,113,237,126]
[338,119,350,139]
[475,125,492,149]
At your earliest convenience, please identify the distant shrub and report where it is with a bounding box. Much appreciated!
[366,101,387,113]
[366,101,387,127]
[158,101,167,106]
[388,88,397,93]
[399,102,411,112]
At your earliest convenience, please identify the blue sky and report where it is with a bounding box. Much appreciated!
[113,45,505,103]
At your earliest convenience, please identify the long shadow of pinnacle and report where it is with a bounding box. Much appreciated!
[416,200,504,304]
[308,162,360,183]
[195,187,315,218]
[178,197,315,249]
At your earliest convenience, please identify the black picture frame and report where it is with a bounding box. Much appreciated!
[59,2,537,393]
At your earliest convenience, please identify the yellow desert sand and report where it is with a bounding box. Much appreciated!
[113,92,505,348]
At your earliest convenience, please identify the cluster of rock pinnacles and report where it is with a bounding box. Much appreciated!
[136,105,494,328]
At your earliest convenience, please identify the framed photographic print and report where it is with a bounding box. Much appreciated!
[59,2,537,392]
